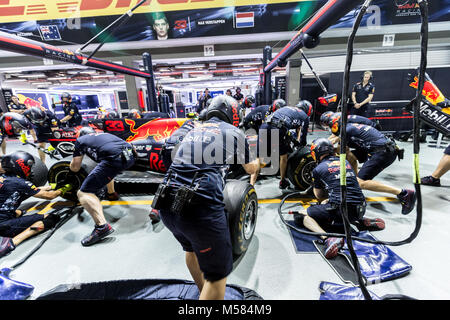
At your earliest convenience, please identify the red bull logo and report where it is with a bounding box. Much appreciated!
[231,106,240,127]
[410,76,445,106]
[125,118,188,142]
[16,158,31,177]
[3,116,13,136]
[22,97,43,108]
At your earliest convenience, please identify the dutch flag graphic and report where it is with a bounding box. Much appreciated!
[235,12,254,28]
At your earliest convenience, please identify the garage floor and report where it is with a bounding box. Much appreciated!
[1,131,450,300]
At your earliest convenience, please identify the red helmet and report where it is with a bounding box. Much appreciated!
[243,95,255,108]
[271,99,286,112]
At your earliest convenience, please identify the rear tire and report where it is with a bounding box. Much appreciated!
[286,146,316,190]
[223,181,258,257]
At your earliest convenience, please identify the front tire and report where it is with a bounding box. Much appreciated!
[286,146,316,190]
[47,161,94,201]
[223,181,258,257]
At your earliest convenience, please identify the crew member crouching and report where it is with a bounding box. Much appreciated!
[293,138,385,259]
[24,107,60,163]
[327,115,416,215]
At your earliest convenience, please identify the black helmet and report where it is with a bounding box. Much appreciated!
[1,151,35,179]
[0,112,31,137]
[105,111,120,119]
[320,111,335,127]
[206,95,240,127]
[198,108,208,121]
[243,95,255,108]
[205,98,213,108]
[271,99,286,112]
[24,107,47,125]
[329,112,342,135]
[129,109,142,119]
[296,100,313,117]
[310,138,334,163]
[61,92,71,102]
[78,126,96,137]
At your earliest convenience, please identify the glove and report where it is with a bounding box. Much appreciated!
[57,184,73,196]
[57,169,77,189]
[49,183,57,190]
[19,133,27,144]
[47,145,56,152]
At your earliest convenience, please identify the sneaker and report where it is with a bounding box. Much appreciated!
[0,237,15,258]
[149,209,161,224]
[279,179,290,190]
[324,237,344,259]
[106,192,120,201]
[81,224,114,247]
[397,189,417,215]
[421,175,441,187]
[356,218,386,231]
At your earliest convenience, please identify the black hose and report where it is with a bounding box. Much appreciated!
[338,0,372,300]
[279,0,428,246]
[277,0,428,301]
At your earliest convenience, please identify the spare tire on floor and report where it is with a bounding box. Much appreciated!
[47,161,95,202]
[30,156,48,187]
[286,146,316,190]
[223,180,258,257]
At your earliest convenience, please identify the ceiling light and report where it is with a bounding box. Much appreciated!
[176,64,205,69]
[17,73,46,78]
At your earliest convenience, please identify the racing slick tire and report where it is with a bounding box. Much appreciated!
[223,180,258,257]
[286,146,316,191]
[30,155,49,187]
[47,160,96,202]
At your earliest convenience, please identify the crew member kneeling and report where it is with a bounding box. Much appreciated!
[0,152,72,258]
[154,95,258,300]
[293,138,385,259]
[67,127,135,246]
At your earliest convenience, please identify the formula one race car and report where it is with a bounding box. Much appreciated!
[31,115,315,258]
[23,116,316,190]
[404,71,450,138]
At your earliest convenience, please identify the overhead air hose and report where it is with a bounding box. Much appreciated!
[277,0,428,300]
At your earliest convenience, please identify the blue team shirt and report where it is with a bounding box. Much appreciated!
[243,105,270,130]
[271,106,309,145]
[347,115,375,127]
[345,123,387,152]
[352,82,375,103]
[73,132,132,162]
[312,156,365,205]
[167,117,251,208]
[0,174,40,220]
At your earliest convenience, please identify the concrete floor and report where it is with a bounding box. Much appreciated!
[1,132,450,300]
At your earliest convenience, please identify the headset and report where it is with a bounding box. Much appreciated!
[361,71,374,83]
